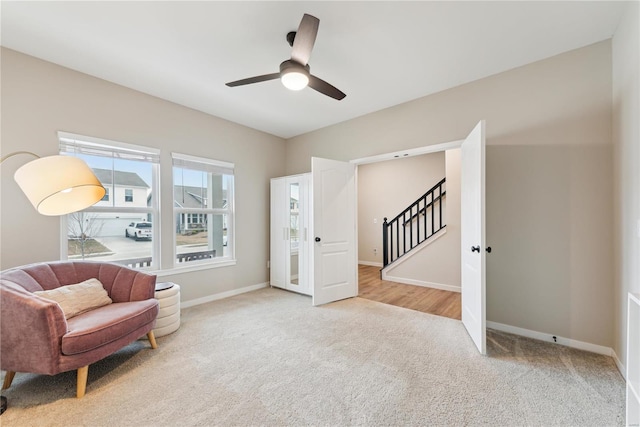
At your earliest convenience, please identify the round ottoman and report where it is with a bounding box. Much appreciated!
[153,282,181,337]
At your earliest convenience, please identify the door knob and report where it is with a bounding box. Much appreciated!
[315,237,321,242]
[486,247,492,253]
[471,246,480,253]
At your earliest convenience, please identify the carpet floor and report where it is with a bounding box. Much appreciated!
[1,287,625,426]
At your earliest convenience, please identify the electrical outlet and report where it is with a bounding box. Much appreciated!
[374,218,377,224]
[373,248,377,254]
[267,260,270,268]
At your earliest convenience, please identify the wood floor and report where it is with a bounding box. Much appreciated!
[358,264,461,320]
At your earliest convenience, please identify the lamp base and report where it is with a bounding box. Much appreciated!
[0,396,6,415]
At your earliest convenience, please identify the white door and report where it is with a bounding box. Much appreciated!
[312,157,358,306]
[461,120,487,354]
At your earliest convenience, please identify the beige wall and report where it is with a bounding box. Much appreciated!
[612,1,640,368]
[386,149,462,290]
[0,48,287,303]
[357,151,445,265]
[358,149,462,291]
[287,41,614,347]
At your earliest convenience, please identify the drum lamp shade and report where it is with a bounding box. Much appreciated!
[13,155,105,216]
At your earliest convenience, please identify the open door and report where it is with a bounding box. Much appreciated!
[461,120,487,354]
[311,157,358,306]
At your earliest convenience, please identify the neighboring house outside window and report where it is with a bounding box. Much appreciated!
[172,152,234,266]
[59,132,160,269]
[92,171,148,209]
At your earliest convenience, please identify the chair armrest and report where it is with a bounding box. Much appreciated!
[128,271,157,302]
[0,281,68,375]
[105,266,157,303]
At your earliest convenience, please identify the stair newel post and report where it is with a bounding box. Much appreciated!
[382,217,389,267]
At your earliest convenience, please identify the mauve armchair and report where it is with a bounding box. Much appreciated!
[0,261,159,398]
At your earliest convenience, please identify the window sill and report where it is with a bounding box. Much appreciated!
[151,259,237,278]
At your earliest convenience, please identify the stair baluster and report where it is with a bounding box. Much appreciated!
[382,177,446,269]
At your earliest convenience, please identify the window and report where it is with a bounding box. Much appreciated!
[59,132,160,269]
[172,152,234,266]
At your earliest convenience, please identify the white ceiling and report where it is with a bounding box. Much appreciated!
[1,1,627,139]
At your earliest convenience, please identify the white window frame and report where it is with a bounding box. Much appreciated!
[58,132,161,270]
[172,152,235,269]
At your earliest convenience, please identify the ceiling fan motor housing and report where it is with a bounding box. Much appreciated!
[280,60,310,90]
[280,60,310,76]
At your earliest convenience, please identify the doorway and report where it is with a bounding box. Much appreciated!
[312,121,487,354]
[354,144,462,320]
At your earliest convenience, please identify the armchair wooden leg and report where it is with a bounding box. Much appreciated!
[2,371,15,390]
[147,331,158,349]
[77,365,88,398]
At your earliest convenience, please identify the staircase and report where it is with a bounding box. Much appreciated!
[382,177,446,269]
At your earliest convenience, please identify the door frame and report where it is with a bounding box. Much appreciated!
[350,137,465,299]
[351,140,464,166]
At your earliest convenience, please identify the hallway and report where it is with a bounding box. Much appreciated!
[358,264,461,320]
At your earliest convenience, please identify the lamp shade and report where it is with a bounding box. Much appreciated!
[14,155,105,216]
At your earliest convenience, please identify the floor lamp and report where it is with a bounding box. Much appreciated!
[0,151,105,414]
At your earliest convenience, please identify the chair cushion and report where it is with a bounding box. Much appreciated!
[34,278,112,319]
[62,299,158,356]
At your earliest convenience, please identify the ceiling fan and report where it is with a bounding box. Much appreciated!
[225,13,346,100]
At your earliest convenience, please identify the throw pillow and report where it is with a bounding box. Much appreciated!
[34,278,113,319]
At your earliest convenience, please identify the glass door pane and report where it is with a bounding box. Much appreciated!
[289,182,300,287]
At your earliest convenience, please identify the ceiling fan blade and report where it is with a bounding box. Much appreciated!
[290,14,319,66]
[225,73,280,87]
[308,75,346,100]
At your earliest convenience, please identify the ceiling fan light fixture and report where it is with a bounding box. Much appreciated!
[281,70,309,91]
[279,60,310,91]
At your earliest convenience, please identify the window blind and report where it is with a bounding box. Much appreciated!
[59,133,160,163]
[172,152,234,176]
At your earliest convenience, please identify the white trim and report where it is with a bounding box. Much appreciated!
[172,151,234,170]
[181,282,268,309]
[612,349,626,379]
[487,321,615,357]
[152,259,237,277]
[351,139,463,165]
[382,275,461,293]
[58,131,161,156]
[359,260,383,268]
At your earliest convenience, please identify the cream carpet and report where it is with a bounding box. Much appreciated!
[1,287,625,426]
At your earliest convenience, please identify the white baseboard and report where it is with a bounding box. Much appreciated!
[359,261,383,268]
[611,349,626,379]
[487,321,616,359]
[181,282,269,309]
[381,274,461,293]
